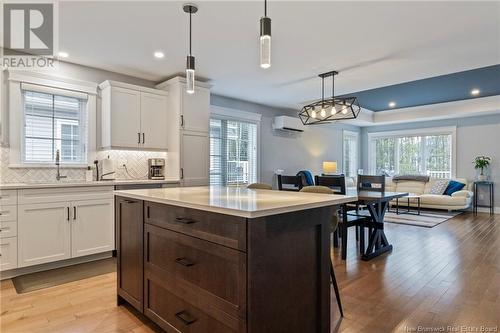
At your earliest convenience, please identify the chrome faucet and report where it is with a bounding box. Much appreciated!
[55,150,67,181]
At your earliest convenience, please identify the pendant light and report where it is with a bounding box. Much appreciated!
[298,71,361,125]
[260,0,271,69]
[184,4,198,94]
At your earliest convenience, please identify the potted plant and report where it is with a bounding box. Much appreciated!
[473,155,491,181]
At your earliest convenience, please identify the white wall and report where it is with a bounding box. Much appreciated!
[360,114,500,208]
[211,95,361,187]
[0,61,164,183]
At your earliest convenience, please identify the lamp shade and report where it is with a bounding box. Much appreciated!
[323,161,337,174]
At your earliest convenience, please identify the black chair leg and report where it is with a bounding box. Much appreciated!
[341,224,348,260]
[355,226,359,241]
[359,224,365,254]
[330,261,344,317]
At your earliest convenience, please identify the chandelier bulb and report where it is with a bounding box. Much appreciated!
[331,106,337,115]
[320,108,326,117]
[311,110,317,119]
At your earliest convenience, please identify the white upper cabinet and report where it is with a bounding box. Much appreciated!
[140,92,168,150]
[100,80,168,151]
[181,88,210,133]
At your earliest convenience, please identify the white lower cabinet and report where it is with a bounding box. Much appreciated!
[0,237,18,271]
[71,198,114,258]
[17,187,114,268]
[18,202,71,267]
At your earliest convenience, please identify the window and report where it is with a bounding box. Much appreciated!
[368,127,456,178]
[210,118,258,186]
[343,130,359,177]
[22,89,88,164]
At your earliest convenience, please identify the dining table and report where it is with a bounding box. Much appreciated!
[346,189,409,261]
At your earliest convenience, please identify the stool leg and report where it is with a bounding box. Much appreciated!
[355,226,359,241]
[341,224,348,260]
[333,230,339,248]
[330,260,344,317]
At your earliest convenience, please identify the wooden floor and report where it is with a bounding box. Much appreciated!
[1,212,498,333]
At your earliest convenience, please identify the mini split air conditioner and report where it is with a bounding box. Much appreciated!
[272,116,304,132]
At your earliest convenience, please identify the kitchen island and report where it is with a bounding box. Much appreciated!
[114,186,357,333]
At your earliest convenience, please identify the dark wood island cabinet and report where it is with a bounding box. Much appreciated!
[115,186,356,333]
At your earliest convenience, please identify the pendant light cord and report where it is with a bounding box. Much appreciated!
[332,74,335,99]
[321,76,325,104]
[264,0,267,17]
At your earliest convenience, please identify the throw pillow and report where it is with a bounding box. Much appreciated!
[429,179,450,195]
[444,180,466,196]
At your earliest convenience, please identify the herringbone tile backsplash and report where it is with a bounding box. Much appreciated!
[0,147,167,183]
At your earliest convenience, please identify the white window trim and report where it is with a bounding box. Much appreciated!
[342,130,359,177]
[8,73,97,168]
[367,126,457,177]
[210,105,262,183]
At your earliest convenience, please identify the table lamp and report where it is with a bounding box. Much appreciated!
[323,161,337,175]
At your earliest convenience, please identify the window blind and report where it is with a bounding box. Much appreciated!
[210,118,258,186]
[23,90,88,164]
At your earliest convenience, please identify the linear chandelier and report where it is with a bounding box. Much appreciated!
[298,71,361,125]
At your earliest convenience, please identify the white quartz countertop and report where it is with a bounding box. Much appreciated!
[0,179,180,190]
[114,186,358,218]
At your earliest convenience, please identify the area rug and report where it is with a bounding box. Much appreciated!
[383,209,462,228]
[12,257,116,294]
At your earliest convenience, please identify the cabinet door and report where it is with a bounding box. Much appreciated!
[116,197,144,312]
[0,237,18,271]
[181,87,210,132]
[18,202,71,267]
[110,87,141,148]
[140,92,168,150]
[181,131,209,186]
[71,198,114,258]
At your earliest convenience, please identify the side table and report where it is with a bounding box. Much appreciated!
[473,181,494,215]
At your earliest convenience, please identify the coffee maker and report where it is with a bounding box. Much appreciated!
[148,158,165,180]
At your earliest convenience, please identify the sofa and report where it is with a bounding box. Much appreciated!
[384,177,473,211]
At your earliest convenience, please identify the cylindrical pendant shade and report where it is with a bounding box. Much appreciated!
[260,17,271,69]
[186,55,195,94]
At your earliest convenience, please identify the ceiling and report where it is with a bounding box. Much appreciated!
[56,1,500,110]
[340,64,500,111]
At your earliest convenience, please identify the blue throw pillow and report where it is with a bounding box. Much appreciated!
[444,180,465,196]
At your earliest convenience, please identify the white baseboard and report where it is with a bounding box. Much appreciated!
[0,251,113,280]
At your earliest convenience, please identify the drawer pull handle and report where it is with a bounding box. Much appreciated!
[124,200,137,204]
[175,310,197,326]
[174,217,196,224]
[175,257,194,267]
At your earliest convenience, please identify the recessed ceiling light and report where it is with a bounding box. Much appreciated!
[388,101,396,108]
[58,51,69,58]
[471,88,480,96]
[154,51,165,59]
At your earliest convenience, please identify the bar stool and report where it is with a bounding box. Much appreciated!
[300,185,344,316]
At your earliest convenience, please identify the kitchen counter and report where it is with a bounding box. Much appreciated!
[115,186,356,332]
[114,185,356,218]
[0,179,180,190]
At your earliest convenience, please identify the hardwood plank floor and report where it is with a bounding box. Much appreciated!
[1,212,498,333]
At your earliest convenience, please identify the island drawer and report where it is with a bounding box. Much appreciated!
[145,223,246,318]
[144,201,246,251]
[145,278,240,333]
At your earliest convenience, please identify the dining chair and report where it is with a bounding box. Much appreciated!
[277,174,306,191]
[357,174,386,192]
[299,185,343,317]
[247,183,273,190]
[316,175,369,260]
